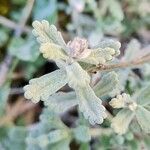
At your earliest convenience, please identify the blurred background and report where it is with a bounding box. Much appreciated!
[0,0,149,149]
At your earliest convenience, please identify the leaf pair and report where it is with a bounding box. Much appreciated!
[24,20,121,125]
[110,83,150,134]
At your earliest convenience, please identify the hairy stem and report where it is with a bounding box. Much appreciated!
[88,53,150,73]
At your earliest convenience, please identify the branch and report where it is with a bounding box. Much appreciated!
[88,53,150,73]
[0,15,31,33]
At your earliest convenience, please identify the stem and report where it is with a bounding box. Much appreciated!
[88,54,150,73]
[0,15,31,33]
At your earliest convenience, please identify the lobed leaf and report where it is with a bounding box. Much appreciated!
[65,62,106,124]
[123,39,141,61]
[133,83,150,106]
[40,42,68,61]
[93,39,121,56]
[32,20,68,52]
[111,108,135,134]
[136,106,150,133]
[94,71,119,97]
[76,85,107,125]
[79,47,117,65]
[44,92,77,113]
[24,69,67,103]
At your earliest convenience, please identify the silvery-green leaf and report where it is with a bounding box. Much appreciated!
[66,62,90,89]
[76,85,107,125]
[27,129,70,150]
[133,83,150,106]
[65,62,106,124]
[33,0,57,24]
[80,47,118,65]
[94,72,119,97]
[40,42,68,61]
[37,130,69,146]
[73,125,91,142]
[111,108,134,135]
[123,39,141,61]
[136,106,150,133]
[8,36,39,61]
[109,93,130,109]
[32,20,68,52]
[24,69,67,103]
[94,39,121,56]
[44,92,77,113]
[107,0,124,21]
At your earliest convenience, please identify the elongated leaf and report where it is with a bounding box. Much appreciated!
[79,47,117,65]
[32,20,68,52]
[40,42,68,61]
[94,72,119,97]
[123,39,141,61]
[133,83,150,106]
[136,106,150,133]
[76,85,107,125]
[108,0,124,21]
[24,69,67,103]
[111,108,134,134]
[65,62,106,124]
[93,39,121,56]
[44,92,77,113]
[8,36,39,61]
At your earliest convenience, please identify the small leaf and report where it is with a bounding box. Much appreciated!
[136,106,150,133]
[79,47,117,65]
[76,85,107,125]
[65,62,106,124]
[24,69,67,103]
[111,108,134,134]
[40,42,68,61]
[108,0,124,21]
[73,125,91,142]
[123,39,141,61]
[32,20,68,52]
[8,36,39,61]
[133,83,150,106]
[94,39,121,56]
[94,71,119,97]
[44,92,77,113]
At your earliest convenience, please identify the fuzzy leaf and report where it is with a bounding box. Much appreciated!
[76,85,107,125]
[108,0,124,21]
[24,69,67,103]
[94,72,119,97]
[27,130,70,150]
[44,92,77,113]
[73,125,91,142]
[32,20,67,52]
[8,36,39,61]
[40,42,68,61]
[123,39,141,61]
[79,47,117,65]
[65,62,106,124]
[111,108,135,134]
[94,39,121,56]
[136,106,150,133]
[133,83,150,106]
